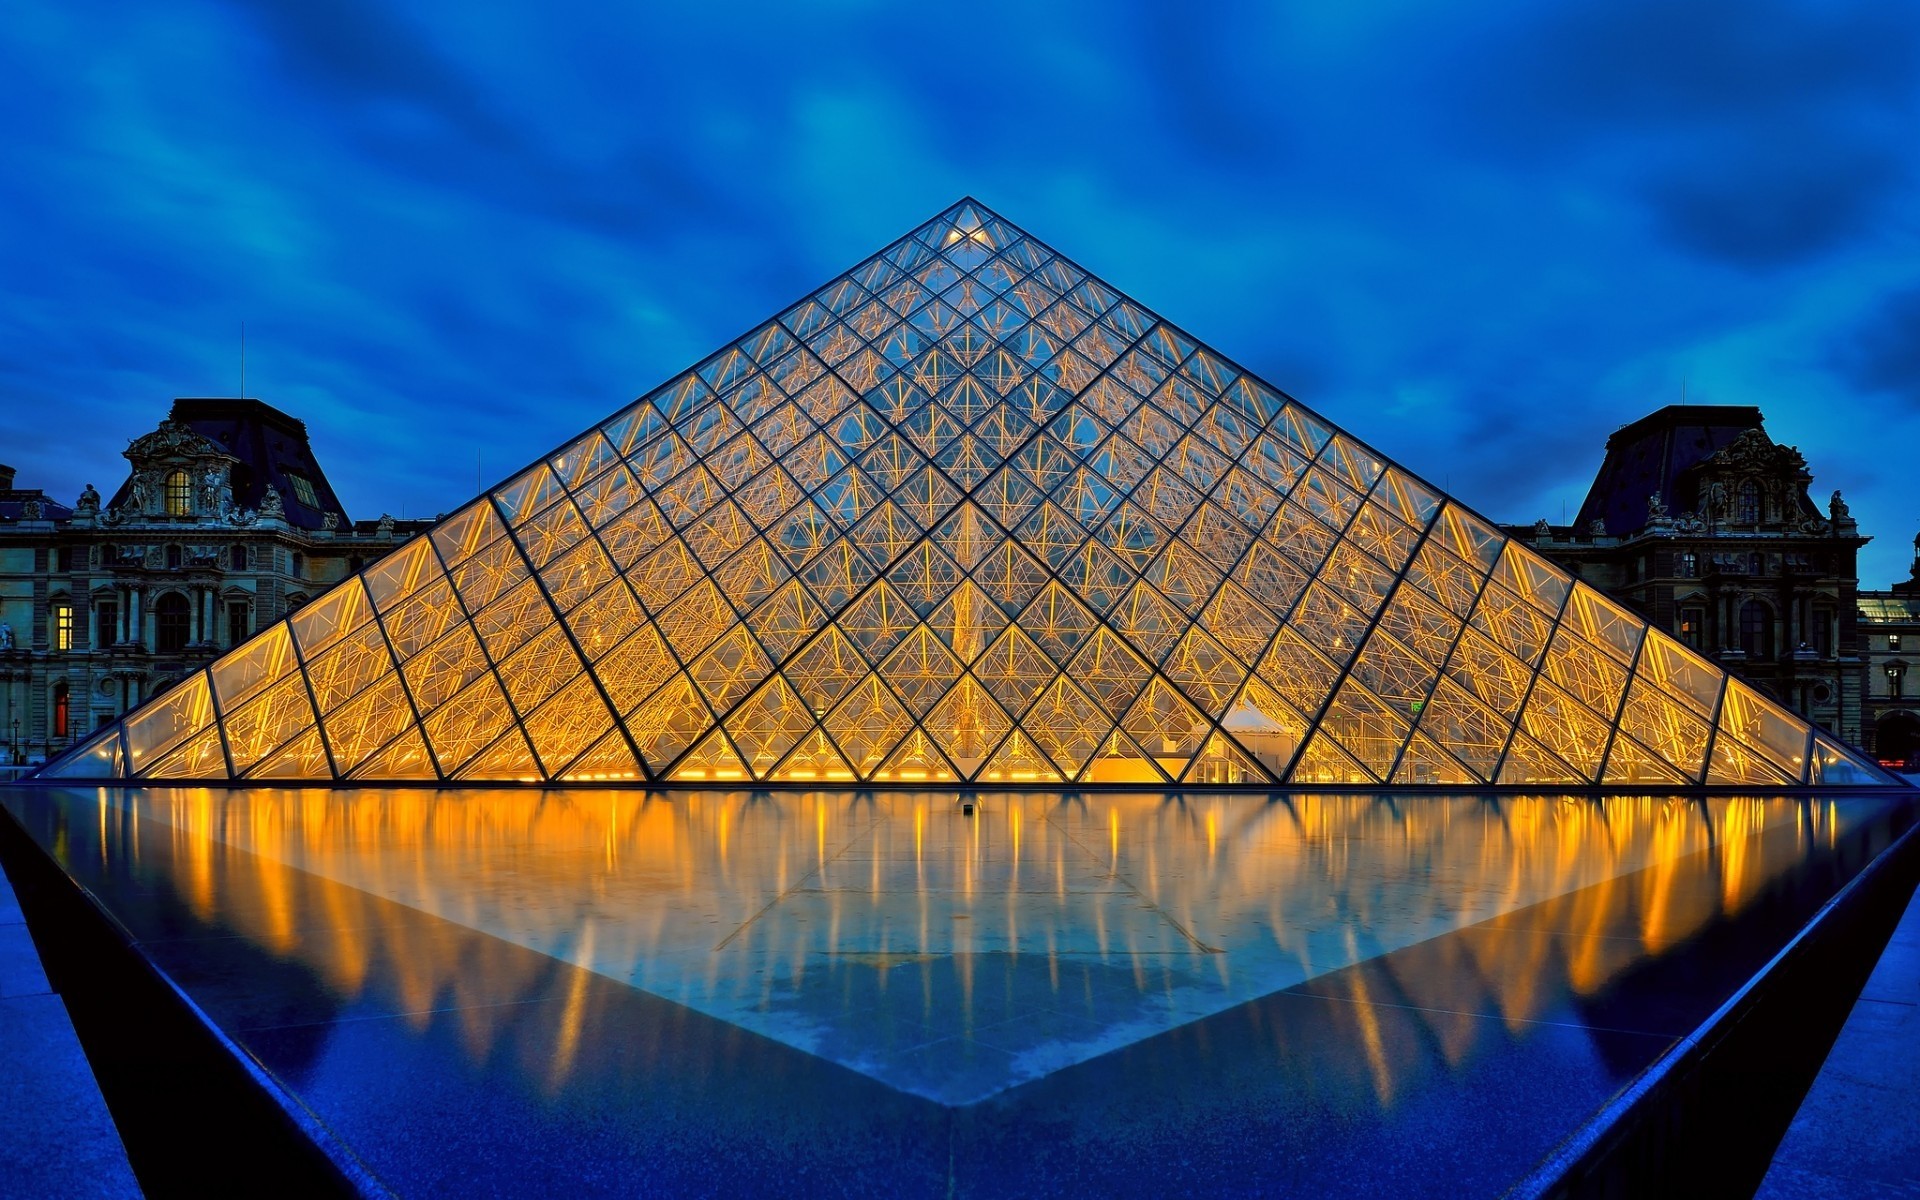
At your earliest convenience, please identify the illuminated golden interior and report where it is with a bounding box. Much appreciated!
[44,201,1885,787]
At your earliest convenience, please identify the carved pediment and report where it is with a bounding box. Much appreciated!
[1702,428,1808,478]
[123,420,237,467]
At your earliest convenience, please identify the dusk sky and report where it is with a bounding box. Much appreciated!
[4,0,1918,583]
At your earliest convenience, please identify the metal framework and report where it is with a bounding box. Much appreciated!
[40,201,1889,787]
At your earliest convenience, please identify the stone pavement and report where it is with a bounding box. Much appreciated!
[0,853,141,1198]
[1756,877,1920,1198]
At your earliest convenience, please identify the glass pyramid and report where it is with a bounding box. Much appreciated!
[41,201,1895,788]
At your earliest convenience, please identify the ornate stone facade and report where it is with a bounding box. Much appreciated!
[0,399,434,765]
[1858,534,1920,768]
[1501,405,1869,745]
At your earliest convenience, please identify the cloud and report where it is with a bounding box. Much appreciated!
[1835,287,1920,406]
[1639,129,1905,268]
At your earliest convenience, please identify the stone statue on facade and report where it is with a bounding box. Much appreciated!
[321,512,340,532]
[200,466,230,516]
[1829,490,1850,520]
[1706,480,1728,519]
[1647,491,1668,520]
[76,483,100,515]
[1532,518,1551,540]
[20,499,42,520]
[1588,519,1606,537]
[129,476,149,514]
[376,513,395,537]
[259,484,284,518]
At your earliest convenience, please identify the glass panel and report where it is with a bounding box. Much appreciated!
[1389,733,1476,785]
[520,675,618,775]
[347,726,437,781]
[306,623,396,714]
[1491,543,1571,616]
[1496,732,1583,785]
[1561,586,1644,665]
[1022,676,1110,778]
[924,676,1013,777]
[423,674,519,774]
[288,576,371,658]
[1614,675,1712,783]
[558,730,644,783]
[1410,678,1508,782]
[1717,679,1811,780]
[124,671,215,774]
[1808,736,1888,785]
[1219,675,1308,779]
[362,538,439,611]
[1517,680,1608,782]
[1705,730,1794,785]
[1542,624,1630,721]
[626,675,711,775]
[595,624,679,717]
[453,728,543,782]
[39,727,123,779]
[401,624,495,714]
[665,729,746,784]
[320,672,415,775]
[1602,734,1687,785]
[224,676,320,774]
[211,623,300,713]
[1635,630,1722,716]
[143,726,228,780]
[249,727,333,780]
[1317,679,1412,779]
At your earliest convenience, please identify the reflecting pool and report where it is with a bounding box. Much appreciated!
[5,786,1914,1197]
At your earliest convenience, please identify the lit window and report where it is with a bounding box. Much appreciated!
[1675,552,1696,578]
[1679,609,1704,650]
[52,601,74,651]
[1892,635,1904,653]
[1735,480,1760,525]
[284,473,321,508]
[53,681,70,740]
[165,470,192,516]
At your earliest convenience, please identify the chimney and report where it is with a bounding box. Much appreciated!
[0,463,15,490]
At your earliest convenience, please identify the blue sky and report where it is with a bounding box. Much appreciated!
[4,0,1918,583]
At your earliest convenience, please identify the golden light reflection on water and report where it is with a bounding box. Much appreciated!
[75,787,1874,1104]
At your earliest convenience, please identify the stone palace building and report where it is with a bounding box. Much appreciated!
[0,398,433,764]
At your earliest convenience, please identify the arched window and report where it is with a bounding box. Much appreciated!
[1740,600,1773,660]
[154,593,192,653]
[230,543,249,570]
[53,682,70,740]
[1735,480,1760,525]
[165,470,193,516]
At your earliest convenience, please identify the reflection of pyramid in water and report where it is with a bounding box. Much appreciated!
[44,201,1891,787]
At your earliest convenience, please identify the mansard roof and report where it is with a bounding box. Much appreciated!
[1573,404,1826,537]
[106,398,350,530]
[40,201,1896,789]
